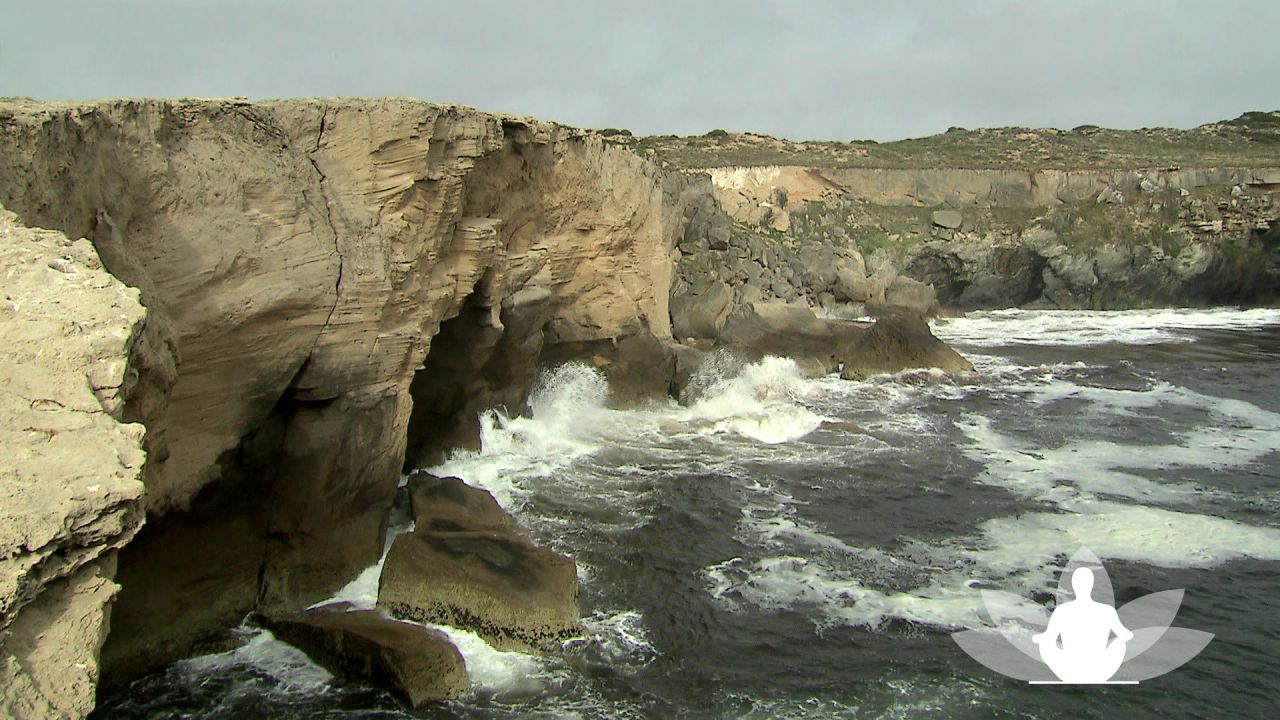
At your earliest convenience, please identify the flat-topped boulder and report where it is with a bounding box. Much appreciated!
[378,529,582,652]
[260,607,467,707]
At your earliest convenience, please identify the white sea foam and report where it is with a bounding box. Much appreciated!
[705,554,1046,631]
[955,373,1280,505]
[677,355,827,444]
[975,500,1280,573]
[430,357,829,518]
[934,307,1280,347]
[178,628,333,693]
[429,362,615,509]
[428,624,554,698]
[703,309,1280,635]
[568,610,658,671]
[706,480,1280,632]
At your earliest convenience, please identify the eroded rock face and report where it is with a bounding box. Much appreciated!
[670,281,734,340]
[0,207,148,719]
[260,608,468,707]
[0,98,687,685]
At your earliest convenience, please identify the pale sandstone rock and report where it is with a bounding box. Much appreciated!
[0,98,690,684]
[0,207,147,720]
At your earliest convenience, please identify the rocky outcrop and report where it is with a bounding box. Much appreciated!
[838,313,973,380]
[710,301,969,380]
[672,214,933,323]
[0,98,689,686]
[905,215,1280,310]
[695,162,1279,310]
[0,98,983,708]
[0,207,148,719]
[670,281,734,340]
[380,475,581,652]
[406,471,523,535]
[260,607,468,707]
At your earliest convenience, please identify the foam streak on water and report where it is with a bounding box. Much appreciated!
[701,308,1280,638]
[934,306,1280,346]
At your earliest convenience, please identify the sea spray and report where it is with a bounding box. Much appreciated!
[433,362,613,508]
[679,355,827,444]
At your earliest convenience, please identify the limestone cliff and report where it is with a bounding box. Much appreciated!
[0,207,148,719]
[680,163,1280,311]
[0,99,980,710]
[0,98,691,688]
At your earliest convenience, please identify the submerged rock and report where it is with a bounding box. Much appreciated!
[261,608,468,707]
[382,476,580,652]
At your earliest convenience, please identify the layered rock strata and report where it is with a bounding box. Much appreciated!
[0,99,978,712]
[0,207,148,719]
[0,98,684,686]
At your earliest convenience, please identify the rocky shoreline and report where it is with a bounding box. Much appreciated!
[0,99,1274,716]
[0,98,977,712]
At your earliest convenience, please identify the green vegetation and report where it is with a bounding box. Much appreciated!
[626,111,1280,170]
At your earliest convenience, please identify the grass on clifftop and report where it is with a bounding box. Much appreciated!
[624,112,1280,170]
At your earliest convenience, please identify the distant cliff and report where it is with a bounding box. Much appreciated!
[634,116,1280,312]
[688,164,1279,310]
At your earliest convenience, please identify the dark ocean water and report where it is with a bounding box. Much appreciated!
[98,308,1280,720]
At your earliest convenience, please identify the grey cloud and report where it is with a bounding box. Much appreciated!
[3,0,1277,140]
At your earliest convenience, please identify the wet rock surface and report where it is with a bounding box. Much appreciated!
[380,476,580,653]
[260,607,468,707]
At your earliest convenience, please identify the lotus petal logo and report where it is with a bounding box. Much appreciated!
[953,548,1214,684]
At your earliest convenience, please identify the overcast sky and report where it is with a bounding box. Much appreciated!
[4,1,1278,141]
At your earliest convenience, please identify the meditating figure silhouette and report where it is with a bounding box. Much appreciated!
[1032,567,1134,683]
